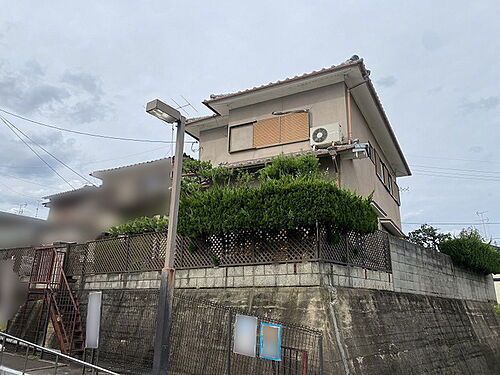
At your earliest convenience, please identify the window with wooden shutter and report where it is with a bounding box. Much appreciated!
[253,117,281,147]
[253,112,309,148]
[280,112,309,143]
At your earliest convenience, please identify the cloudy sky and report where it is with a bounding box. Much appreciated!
[0,1,499,241]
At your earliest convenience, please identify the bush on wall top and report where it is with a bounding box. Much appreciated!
[110,154,378,238]
[178,154,377,238]
[438,228,500,274]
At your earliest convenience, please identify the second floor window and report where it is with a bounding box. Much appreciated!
[253,112,310,148]
[228,112,310,152]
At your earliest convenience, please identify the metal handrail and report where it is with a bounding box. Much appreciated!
[0,331,120,374]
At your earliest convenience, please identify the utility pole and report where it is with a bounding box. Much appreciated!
[476,211,489,240]
[146,99,186,375]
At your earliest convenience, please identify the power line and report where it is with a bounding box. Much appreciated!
[1,115,96,186]
[0,115,75,189]
[3,173,60,189]
[82,145,170,166]
[412,171,500,182]
[403,222,500,225]
[410,164,500,175]
[0,180,41,200]
[408,153,500,165]
[0,108,197,144]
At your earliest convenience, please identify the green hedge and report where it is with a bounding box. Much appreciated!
[110,154,378,238]
[439,237,500,274]
[109,216,168,237]
[178,177,377,238]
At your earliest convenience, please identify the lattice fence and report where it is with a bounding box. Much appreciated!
[175,226,318,269]
[1,226,392,277]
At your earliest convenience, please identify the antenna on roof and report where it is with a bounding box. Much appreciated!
[180,95,199,114]
[171,98,191,116]
[171,96,199,117]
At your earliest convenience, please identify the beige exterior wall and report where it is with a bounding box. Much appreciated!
[198,83,402,230]
[341,98,401,227]
[200,84,347,165]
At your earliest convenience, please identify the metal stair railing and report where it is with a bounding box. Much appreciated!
[0,331,119,374]
[47,250,83,355]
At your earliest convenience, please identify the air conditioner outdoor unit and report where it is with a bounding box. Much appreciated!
[310,123,342,148]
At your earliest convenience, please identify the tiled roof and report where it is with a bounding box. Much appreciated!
[91,157,172,175]
[43,185,98,200]
[203,55,362,104]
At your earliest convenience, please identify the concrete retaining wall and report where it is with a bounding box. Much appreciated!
[390,236,496,302]
[77,234,496,303]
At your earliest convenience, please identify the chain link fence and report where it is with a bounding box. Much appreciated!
[76,290,323,375]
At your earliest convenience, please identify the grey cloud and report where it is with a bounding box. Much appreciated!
[0,62,69,114]
[62,71,103,97]
[422,31,444,51]
[377,76,397,88]
[468,146,483,154]
[0,59,112,123]
[68,100,109,123]
[461,96,499,113]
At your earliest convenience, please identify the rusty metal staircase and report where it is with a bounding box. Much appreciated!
[29,247,85,356]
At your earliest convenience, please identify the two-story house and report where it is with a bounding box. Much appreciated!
[184,56,411,236]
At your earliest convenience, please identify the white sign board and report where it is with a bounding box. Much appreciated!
[233,314,258,357]
[85,292,102,349]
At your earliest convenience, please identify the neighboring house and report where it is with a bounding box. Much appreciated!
[42,157,172,244]
[185,56,411,235]
[0,211,47,248]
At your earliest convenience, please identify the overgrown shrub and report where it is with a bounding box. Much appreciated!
[109,216,168,237]
[110,154,378,239]
[178,177,377,238]
[438,231,500,274]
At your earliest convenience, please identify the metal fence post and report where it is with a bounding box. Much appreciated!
[125,237,130,271]
[319,334,324,375]
[226,309,233,375]
[315,221,320,260]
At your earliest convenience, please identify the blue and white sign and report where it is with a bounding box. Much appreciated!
[259,323,282,361]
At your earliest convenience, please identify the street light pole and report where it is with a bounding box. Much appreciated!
[146,99,186,375]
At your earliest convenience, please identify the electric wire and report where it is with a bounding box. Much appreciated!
[0,108,197,144]
[403,222,500,225]
[3,173,60,189]
[408,153,500,165]
[1,115,96,186]
[410,164,500,175]
[0,180,42,200]
[0,115,76,189]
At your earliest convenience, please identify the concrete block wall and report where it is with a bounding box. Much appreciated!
[76,271,161,290]
[77,262,392,292]
[75,236,496,303]
[390,236,496,302]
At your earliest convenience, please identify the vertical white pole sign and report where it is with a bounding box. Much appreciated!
[85,291,102,349]
[233,314,258,357]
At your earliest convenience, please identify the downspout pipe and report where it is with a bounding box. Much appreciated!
[346,78,370,144]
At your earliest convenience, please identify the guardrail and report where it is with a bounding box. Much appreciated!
[0,331,119,375]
